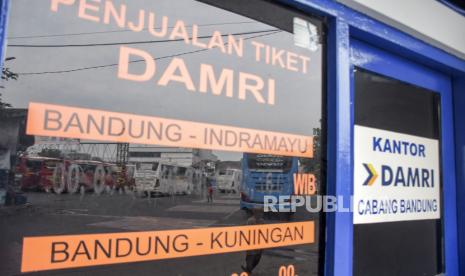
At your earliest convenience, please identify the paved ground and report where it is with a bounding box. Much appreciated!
[0,190,320,276]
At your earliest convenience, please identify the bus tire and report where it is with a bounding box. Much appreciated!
[93,165,106,195]
[231,183,237,194]
[52,163,66,194]
[67,164,81,194]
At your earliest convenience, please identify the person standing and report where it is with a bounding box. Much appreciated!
[242,208,265,274]
[206,176,214,203]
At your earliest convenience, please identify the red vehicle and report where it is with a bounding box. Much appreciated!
[104,164,117,189]
[17,156,62,191]
[17,157,135,194]
[66,160,106,193]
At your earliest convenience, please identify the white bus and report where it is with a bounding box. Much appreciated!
[134,162,196,196]
[134,163,159,196]
[216,168,242,193]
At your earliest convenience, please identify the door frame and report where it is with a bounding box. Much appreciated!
[1,0,464,275]
[349,39,458,275]
[271,1,464,275]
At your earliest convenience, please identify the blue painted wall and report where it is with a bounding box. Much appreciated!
[0,0,9,69]
[454,77,465,276]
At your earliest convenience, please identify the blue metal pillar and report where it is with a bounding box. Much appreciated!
[325,18,353,276]
[454,77,465,276]
[0,0,9,69]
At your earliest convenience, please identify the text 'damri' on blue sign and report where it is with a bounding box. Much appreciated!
[353,125,440,224]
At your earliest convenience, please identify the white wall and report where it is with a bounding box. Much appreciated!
[337,0,465,60]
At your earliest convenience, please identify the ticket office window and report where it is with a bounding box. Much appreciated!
[0,0,325,275]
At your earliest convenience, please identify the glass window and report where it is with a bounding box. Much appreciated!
[129,152,162,158]
[353,69,443,276]
[0,1,325,275]
[247,154,293,172]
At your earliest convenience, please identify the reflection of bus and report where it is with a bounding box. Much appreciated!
[240,154,298,211]
[134,163,159,195]
[170,166,192,195]
[216,169,241,193]
[66,160,106,193]
[134,162,195,196]
[17,156,61,191]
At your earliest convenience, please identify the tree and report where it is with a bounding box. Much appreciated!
[0,57,18,109]
[38,148,62,159]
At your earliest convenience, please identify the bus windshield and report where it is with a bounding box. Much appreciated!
[43,161,59,169]
[25,160,42,172]
[246,154,293,172]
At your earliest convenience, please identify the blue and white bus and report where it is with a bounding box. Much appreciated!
[240,153,299,211]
